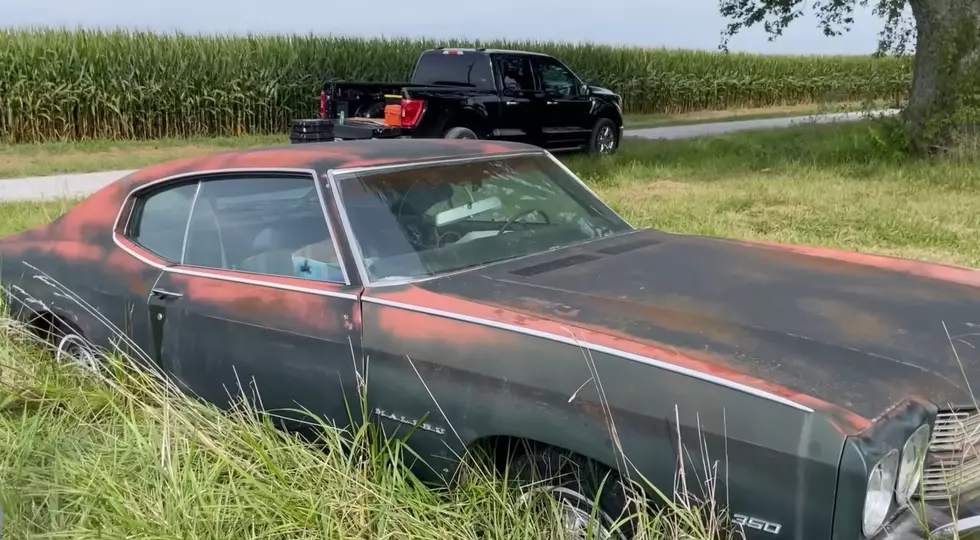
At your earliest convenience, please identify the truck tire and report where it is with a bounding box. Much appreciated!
[443,126,479,139]
[510,445,632,539]
[587,118,619,156]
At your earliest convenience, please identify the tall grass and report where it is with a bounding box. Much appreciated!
[0,28,912,143]
[0,273,733,539]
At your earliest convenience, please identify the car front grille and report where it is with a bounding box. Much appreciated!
[921,409,980,501]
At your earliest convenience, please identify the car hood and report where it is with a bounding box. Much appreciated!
[413,229,980,422]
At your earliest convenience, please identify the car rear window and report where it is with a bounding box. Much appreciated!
[412,52,495,89]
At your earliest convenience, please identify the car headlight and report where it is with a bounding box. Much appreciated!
[863,449,899,537]
[896,424,931,505]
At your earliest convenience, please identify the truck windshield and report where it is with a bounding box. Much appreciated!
[412,52,495,89]
[334,153,633,283]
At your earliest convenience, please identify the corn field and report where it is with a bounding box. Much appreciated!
[0,28,913,143]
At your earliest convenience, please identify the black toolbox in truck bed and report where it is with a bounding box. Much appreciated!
[289,118,403,144]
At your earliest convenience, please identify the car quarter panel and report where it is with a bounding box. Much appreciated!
[359,285,846,540]
[0,178,161,356]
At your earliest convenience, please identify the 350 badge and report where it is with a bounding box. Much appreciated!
[733,513,782,535]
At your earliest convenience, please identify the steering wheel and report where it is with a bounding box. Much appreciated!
[497,208,551,235]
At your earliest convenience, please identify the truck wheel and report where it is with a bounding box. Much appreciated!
[443,126,479,139]
[587,118,619,156]
[510,446,632,539]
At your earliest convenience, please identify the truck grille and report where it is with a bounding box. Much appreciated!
[921,409,980,501]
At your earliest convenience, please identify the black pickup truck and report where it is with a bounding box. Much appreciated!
[289,48,625,156]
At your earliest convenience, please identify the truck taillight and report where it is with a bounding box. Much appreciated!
[320,91,327,119]
[400,98,426,129]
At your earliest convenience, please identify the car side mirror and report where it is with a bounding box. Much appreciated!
[580,84,589,95]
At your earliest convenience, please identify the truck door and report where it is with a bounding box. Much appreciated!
[491,54,543,146]
[530,56,593,148]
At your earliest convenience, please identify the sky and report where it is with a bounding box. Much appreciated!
[1,0,887,55]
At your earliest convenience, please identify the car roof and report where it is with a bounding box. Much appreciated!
[124,138,543,188]
[425,47,551,57]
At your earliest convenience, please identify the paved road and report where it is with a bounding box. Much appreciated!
[625,109,899,140]
[0,109,899,203]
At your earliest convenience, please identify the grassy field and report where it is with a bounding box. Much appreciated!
[0,292,720,539]
[0,319,720,539]
[0,28,910,143]
[1,121,978,537]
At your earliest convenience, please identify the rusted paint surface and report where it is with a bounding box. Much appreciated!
[383,228,980,434]
[367,285,872,434]
[164,269,351,336]
[374,302,504,350]
[742,239,980,289]
[797,298,894,344]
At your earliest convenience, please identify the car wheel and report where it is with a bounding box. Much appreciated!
[587,118,619,156]
[54,332,101,374]
[443,126,480,139]
[510,446,631,539]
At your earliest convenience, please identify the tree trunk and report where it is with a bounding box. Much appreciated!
[905,0,980,156]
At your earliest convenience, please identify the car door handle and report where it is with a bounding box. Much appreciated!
[504,101,519,106]
[150,288,184,299]
[546,100,558,105]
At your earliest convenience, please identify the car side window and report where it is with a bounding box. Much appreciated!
[532,58,579,97]
[495,55,535,93]
[128,182,199,262]
[182,175,345,284]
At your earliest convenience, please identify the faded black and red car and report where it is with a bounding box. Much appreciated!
[2,139,980,540]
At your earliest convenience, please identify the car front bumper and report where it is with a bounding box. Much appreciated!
[876,499,980,540]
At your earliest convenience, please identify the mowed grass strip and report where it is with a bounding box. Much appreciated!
[570,122,980,267]
[0,103,884,180]
[2,120,978,268]
[0,134,287,180]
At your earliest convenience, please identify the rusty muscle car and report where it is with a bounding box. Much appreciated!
[2,139,980,540]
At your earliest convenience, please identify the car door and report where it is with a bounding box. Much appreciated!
[114,180,198,370]
[121,170,365,437]
[491,54,543,145]
[530,56,593,148]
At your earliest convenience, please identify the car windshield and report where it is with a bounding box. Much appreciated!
[334,153,633,283]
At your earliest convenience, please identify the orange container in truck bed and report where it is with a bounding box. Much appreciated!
[384,104,402,127]
[384,94,402,127]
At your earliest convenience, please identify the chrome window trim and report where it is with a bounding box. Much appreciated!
[325,168,372,287]
[329,151,543,176]
[360,295,814,413]
[111,167,357,297]
[313,172,351,285]
[113,236,359,301]
[326,150,636,287]
[178,180,203,264]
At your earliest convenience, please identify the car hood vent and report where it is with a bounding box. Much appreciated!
[510,253,602,277]
[596,237,662,255]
